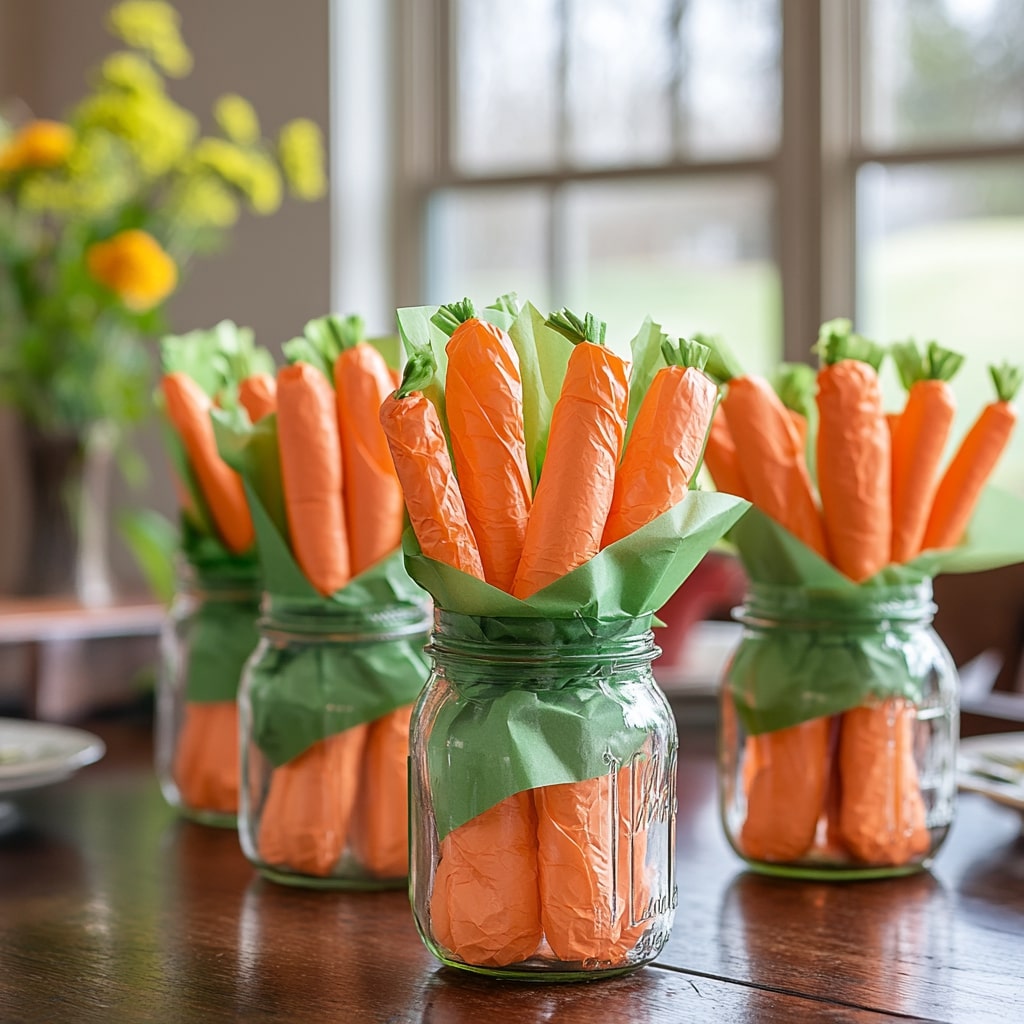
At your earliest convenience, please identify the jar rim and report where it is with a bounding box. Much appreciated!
[259,593,432,641]
[737,579,936,627]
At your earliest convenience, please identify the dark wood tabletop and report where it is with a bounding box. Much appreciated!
[1,710,1022,1024]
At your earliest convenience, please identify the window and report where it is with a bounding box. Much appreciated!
[387,0,1024,488]
[856,0,1024,489]
[396,0,784,376]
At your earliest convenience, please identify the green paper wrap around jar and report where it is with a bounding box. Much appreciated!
[726,486,1024,735]
[423,610,659,842]
[154,522,261,827]
[175,522,262,704]
[404,488,749,837]
[246,563,431,767]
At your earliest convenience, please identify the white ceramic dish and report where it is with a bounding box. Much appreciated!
[957,731,1024,814]
[0,718,105,796]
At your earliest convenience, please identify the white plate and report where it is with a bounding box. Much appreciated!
[0,719,105,796]
[957,732,1024,814]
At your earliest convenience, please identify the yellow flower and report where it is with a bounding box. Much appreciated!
[86,229,178,310]
[278,118,327,200]
[107,1,192,77]
[0,120,75,171]
[76,87,196,178]
[192,137,282,214]
[214,94,260,146]
[99,51,164,94]
[172,173,240,229]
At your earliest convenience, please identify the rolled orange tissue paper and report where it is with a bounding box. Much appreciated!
[430,791,543,968]
[173,700,239,814]
[257,727,368,877]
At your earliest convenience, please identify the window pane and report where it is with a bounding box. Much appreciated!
[566,0,674,167]
[859,160,1024,492]
[863,0,1024,147]
[560,178,780,372]
[426,188,551,309]
[453,0,560,173]
[678,0,781,158]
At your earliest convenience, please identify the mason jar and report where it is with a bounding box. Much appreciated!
[719,580,959,879]
[238,596,431,889]
[409,610,678,981]
[156,562,261,827]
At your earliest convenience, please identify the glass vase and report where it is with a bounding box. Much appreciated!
[718,580,959,879]
[409,610,678,981]
[155,562,261,827]
[238,597,431,889]
[19,419,117,606]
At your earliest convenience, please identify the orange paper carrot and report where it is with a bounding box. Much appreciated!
[380,386,485,580]
[434,300,533,592]
[172,700,239,814]
[238,372,277,423]
[889,340,963,562]
[921,363,1021,552]
[276,361,351,595]
[333,336,404,575]
[161,372,255,554]
[430,792,544,967]
[257,727,369,877]
[535,770,650,963]
[512,310,629,599]
[836,699,930,865]
[382,361,540,959]
[815,325,890,581]
[703,406,750,499]
[602,337,717,547]
[738,717,832,862]
[350,704,414,879]
[722,375,828,558]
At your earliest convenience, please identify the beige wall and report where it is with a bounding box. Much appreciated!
[0,0,332,590]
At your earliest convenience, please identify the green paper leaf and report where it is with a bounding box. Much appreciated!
[730,507,854,589]
[368,334,402,372]
[625,316,668,444]
[160,320,271,399]
[886,485,1024,580]
[282,335,331,378]
[404,489,750,621]
[731,486,1024,589]
[396,304,450,431]
[211,408,288,538]
[506,302,573,486]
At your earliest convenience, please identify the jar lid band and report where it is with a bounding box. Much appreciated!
[738,579,936,627]
[260,594,432,640]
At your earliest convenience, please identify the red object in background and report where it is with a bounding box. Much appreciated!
[655,552,747,671]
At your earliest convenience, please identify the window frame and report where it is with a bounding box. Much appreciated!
[387,0,1024,359]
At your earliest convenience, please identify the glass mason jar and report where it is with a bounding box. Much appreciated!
[156,562,261,827]
[719,580,959,880]
[410,610,679,981]
[238,597,432,889]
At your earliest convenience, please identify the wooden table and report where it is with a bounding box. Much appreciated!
[1,714,1021,1024]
